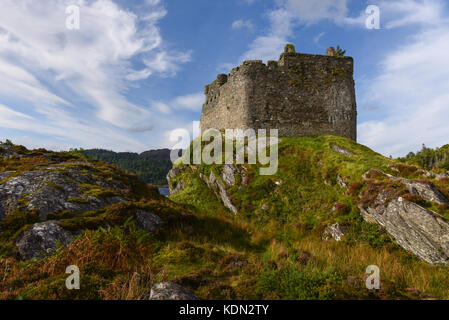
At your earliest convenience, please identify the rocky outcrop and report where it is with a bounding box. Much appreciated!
[167,167,187,195]
[0,165,126,221]
[336,175,348,189]
[362,169,449,205]
[221,164,247,186]
[145,282,199,300]
[0,144,18,158]
[200,171,238,214]
[0,171,14,181]
[167,167,183,181]
[322,223,347,241]
[424,171,449,180]
[171,181,184,195]
[15,221,73,260]
[359,169,449,264]
[359,197,449,264]
[135,210,164,233]
[393,178,449,205]
[331,144,354,156]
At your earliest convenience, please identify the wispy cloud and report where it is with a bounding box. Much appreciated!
[241,8,293,61]
[313,32,325,44]
[0,0,191,150]
[171,92,205,111]
[358,24,449,156]
[232,19,254,31]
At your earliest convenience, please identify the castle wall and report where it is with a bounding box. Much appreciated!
[200,52,357,141]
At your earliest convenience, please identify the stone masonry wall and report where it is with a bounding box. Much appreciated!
[200,51,357,141]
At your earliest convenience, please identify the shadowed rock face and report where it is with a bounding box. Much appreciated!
[145,282,199,300]
[0,145,18,158]
[135,210,164,233]
[15,221,73,260]
[167,167,186,195]
[360,170,449,264]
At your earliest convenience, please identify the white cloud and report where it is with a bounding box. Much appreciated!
[241,9,293,61]
[151,101,171,114]
[171,92,205,111]
[149,92,205,118]
[0,104,32,120]
[285,0,350,25]
[232,19,254,31]
[358,26,449,156]
[379,0,446,29]
[143,50,192,76]
[127,124,155,133]
[313,32,325,44]
[0,0,191,150]
[241,0,448,62]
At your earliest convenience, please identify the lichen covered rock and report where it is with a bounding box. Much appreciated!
[322,223,347,241]
[360,169,449,264]
[145,282,199,300]
[15,221,73,260]
[135,209,164,233]
[359,197,449,264]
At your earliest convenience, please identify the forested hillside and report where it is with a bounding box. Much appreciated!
[82,149,175,186]
[399,144,449,171]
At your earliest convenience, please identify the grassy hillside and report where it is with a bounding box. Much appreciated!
[167,135,449,299]
[1,136,449,300]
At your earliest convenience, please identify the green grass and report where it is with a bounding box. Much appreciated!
[2,135,449,300]
[165,135,449,299]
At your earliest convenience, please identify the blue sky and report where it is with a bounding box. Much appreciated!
[0,0,448,157]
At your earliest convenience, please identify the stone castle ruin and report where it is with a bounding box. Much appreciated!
[200,46,357,141]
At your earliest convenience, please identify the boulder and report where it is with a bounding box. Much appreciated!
[331,144,354,156]
[0,171,14,181]
[0,144,18,158]
[0,166,125,221]
[394,178,448,205]
[359,197,449,264]
[361,169,449,205]
[418,169,449,181]
[336,175,348,188]
[322,223,347,241]
[15,221,73,260]
[135,210,164,233]
[145,282,199,300]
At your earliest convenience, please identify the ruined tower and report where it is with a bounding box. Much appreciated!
[200,46,357,141]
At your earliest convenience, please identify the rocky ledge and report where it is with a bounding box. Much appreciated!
[359,169,449,264]
[0,143,164,260]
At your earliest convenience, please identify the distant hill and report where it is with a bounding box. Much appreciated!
[82,148,178,186]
